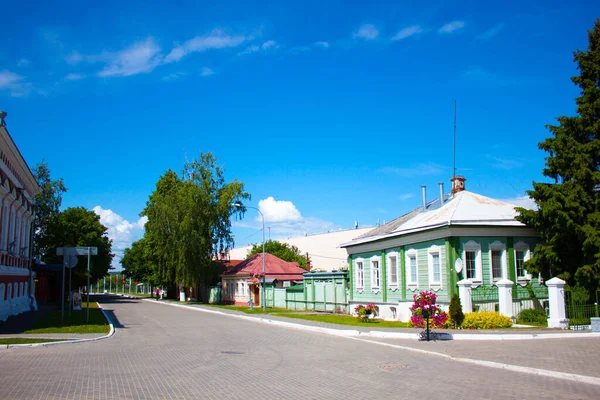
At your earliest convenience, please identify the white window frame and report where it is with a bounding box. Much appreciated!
[489,240,507,282]
[387,251,399,289]
[514,241,532,282]
[428,245,442,287]
[462,240,483,285]
[355,258,365,291]
[370,255,381,292]
[405,249,418,288]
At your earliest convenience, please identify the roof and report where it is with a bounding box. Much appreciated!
[221,253,305,280]
[342,190,527,248]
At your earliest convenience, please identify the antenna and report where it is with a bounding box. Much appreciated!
[453,100,457,179]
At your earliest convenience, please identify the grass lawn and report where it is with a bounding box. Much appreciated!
[25,302,110,334]
[195,304,297,314]
[0,338,68,345]
[272,313,411,328]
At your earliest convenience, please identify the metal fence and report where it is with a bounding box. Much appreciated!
[565,287,600,329]
[512,284,548,317]
[471,285,499,312]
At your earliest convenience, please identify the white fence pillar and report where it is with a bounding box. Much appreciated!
[496,279,514,318]
[546,277,567,329]
[457,279,473,314]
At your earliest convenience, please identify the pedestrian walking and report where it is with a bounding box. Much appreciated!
[155,287,160,300]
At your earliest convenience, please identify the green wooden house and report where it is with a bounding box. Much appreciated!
[340,176,541,321]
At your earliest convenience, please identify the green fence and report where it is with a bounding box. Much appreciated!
[565,287,600,329]
[512,284,548,317]
[471,285,499,312]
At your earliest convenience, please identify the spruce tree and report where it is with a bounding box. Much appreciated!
[517,19,600,294]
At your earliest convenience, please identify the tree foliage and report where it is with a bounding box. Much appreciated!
[129,152,250,293]
[247,240,308,270]
[39,207,113,288]
[32,160,68,259]
[517,19,600,293]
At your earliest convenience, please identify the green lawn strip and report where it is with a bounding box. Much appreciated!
[188,303,297,314]
[24,302,110,334]
[0,338,69,345]
[271,313,411,328]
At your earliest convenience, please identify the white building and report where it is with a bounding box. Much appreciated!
[229,228,372,271]
[0,110,41,321]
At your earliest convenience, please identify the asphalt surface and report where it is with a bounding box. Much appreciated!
[0,295,599,399]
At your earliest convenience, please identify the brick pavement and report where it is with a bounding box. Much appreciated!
[0,296,598,400]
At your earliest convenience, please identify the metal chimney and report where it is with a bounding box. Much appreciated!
[421,185,427,211]
[439,182,444,206]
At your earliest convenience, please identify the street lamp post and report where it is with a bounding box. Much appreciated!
[232,202,266,311]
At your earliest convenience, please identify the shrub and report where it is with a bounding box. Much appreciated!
[449,294,464,328]
[516,308,547,325]
[461,311,513,329]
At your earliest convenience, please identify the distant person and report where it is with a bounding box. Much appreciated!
[160,289,164,300]
[155,287,160,301]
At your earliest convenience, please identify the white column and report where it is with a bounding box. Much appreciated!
[546,277,568,329]
[457,279,473,314]
[496,279,514,318]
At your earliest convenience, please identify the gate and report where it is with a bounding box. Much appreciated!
[564,287,600,329]
[471,285,498,312]
[512,284,548,317]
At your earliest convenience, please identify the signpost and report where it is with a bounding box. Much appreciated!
[57,247,98,324]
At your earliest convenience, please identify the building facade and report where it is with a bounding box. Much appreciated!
[0,111,41,321]
[341,177,541,322]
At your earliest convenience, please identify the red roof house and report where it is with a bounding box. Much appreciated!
[221,253,305,306]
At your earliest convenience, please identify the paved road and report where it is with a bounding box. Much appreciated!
[0,296,598,400]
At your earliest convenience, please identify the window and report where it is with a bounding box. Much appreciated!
[371,257,381,289]
[465,251,476,279]
[355,259,364,289]
[489,240,506,281]
[514,241,531,279]
[406,249,418,286]
[428,245,442,285]
[387,253,398,287]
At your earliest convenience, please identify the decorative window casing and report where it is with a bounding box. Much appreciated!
[405,249,418,288]
[428,245,442,287]
[355,258,365,291]
[370,255,381,292]
[387,251,399,289]
[489,240,507,281]
[462,240,483,284]
[514,241,532,281]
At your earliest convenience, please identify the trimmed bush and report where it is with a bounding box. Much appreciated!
[516,308,547,325]
[449,294,464,328]
[461,311,513,329]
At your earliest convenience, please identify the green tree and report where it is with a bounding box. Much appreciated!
[517,19,600,293]
[39,207,113,288]
[140,152,250,299]
[121,238,157,284]
[247,240,309,270]
[32,160,68,259]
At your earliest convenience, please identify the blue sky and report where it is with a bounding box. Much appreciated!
[2,1,598,269]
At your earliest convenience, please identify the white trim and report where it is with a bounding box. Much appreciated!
[428,245,442,287]
[370,255,382,293]
[462,240,483,285]
[0,265,30,276]
[489,240,507,281]
[405,249,418,288]
[355,257,365,291]
[386,251,399,289]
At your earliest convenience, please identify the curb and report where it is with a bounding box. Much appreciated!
[146,298,600,341]
[1,302,115,350]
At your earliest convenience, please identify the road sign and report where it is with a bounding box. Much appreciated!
[57,247,98,256]
[65,255,78,269]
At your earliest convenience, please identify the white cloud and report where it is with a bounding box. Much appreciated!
[392,25,423,40]
[164,30,248,63]
[200,67,214,77]
[92,206,147,269]
[98,38,163,77]
[17,58,30,67]
[438,20,465,34]
[238,40,278,56]
[0,70,31,97]
[65,73,86,81]
[476,23,504,41]
[353,24,379,40]
[258,197,302,223]
[239,45,260,55]
[399,193,415,200]
[261,40,277,50]
[487,155,524,170]
[313,41,330,48]
[65,51,83,65]
[379,163,446,177]
[502,195,537,210]
[162,71,186,81]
